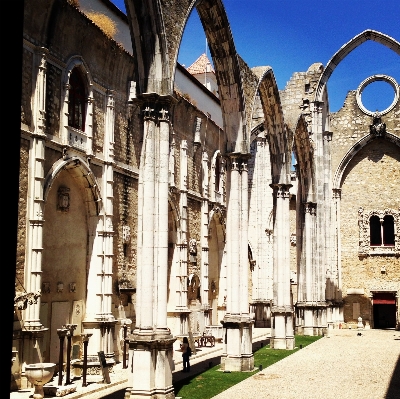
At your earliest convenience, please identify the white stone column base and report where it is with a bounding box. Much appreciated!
[126,331,176,399]
[220,317,254,372]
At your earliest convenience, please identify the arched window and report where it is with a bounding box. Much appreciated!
[370,215,381,246]
[369,215,395,246]
[383,215,395,246]
[68,68,86,131]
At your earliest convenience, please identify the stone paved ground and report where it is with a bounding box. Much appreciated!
[211,329,400,399]
[10,328,400,399]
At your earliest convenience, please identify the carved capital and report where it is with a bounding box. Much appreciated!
[333,188,341,200]
[304,202,317,215]
[270,183,292,199]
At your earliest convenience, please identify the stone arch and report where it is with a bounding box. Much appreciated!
[256,67,291,184]
[126,0,247,150]
[333,132,400,190]
[44,156,102,216]
[315,29,400,102]
[63,55,94,92]
[61,56,95,151]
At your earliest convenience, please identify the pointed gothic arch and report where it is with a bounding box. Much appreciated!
[333,131,400,190]
[256,67,292,184]
[315,29,400,102]
[44,156,102,216]
[126,0,247,150]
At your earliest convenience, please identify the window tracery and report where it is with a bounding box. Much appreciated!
[358,207,399,257]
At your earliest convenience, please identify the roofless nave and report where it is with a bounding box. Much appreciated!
[12,0,400,397]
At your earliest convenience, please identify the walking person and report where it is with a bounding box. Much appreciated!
[179,337,191,372]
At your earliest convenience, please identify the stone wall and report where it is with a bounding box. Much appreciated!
[331,86,400,325]
[45,62,62,137]
[280,63,324,131]
[21,48,33,127]
[92,90,105,155]
[113,171,138,296]
[16,139,30,292]
[339,137,400,323]
[330,93,400,174]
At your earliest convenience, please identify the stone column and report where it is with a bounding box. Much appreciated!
[178,140,189,313]
[300,202,317,335]
[23,47,48,332]
[332,188,343,323]
[270,184,294,349]
[201,151,210,314]
[249,137,273,327]
[84,90,116,360]
[310,101,328,336]
[126,94,175,399]
[155,99,171,331]
[221,155,254,372]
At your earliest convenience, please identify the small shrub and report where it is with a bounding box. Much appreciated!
[86,11,118,39]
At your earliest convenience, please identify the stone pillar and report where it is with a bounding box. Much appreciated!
[201,151,210,313]
[179,139,189,311]
[300,202,317,335]
[270,184,294,349]
[332,188,343,322]
[249,137,273,327]
[84,90,116,361]
[23,47,48,332]
[310,101,329,336]
[221,155,254,372]
[126,94,175,399]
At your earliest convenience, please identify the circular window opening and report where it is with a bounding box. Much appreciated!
[356,75,399,116]
[361,80,396,113]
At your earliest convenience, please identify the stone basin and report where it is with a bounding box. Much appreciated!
[25,363,56,399]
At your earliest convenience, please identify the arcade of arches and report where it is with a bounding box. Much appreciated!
[13,0,399,397]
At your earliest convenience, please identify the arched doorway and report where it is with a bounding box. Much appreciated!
[41,167,88,363]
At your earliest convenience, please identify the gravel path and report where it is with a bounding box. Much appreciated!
[211,329,400,399]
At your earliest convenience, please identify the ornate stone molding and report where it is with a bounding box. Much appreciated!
[358,207,400,257]
[14,291,41,310]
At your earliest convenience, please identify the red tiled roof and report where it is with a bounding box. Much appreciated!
[187,53,215,74]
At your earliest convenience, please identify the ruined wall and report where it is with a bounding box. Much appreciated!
[338,138,400,323]
[331,92,400,325]
[330,92,400,174]
[280,63,324,132]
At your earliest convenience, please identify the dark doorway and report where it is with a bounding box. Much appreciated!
[373,292,396,329]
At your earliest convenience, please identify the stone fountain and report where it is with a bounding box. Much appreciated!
[25,362,56,399]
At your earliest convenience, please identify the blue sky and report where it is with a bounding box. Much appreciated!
[111,0,399,112]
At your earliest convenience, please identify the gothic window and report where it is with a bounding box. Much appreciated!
[383,215,395,245]
[370,215,395,246]
[359,208,399,256]
[370,215,381,245]
[68,68,86,131]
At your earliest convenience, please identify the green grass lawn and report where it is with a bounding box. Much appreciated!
[174,335,322,399]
